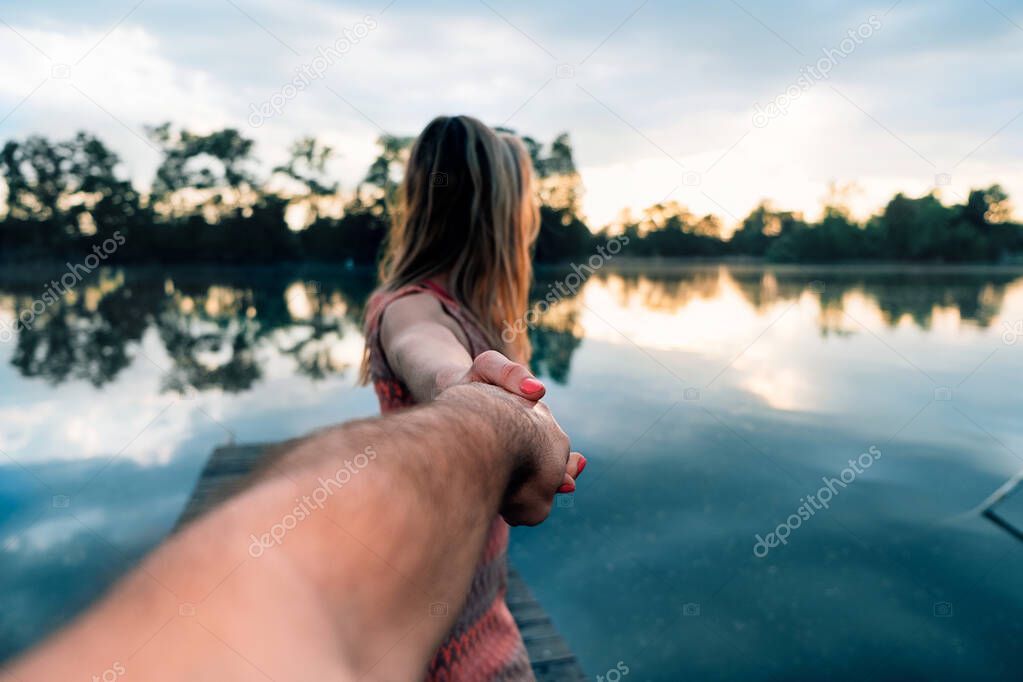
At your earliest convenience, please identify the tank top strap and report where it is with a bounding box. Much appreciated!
[418,279,457,303]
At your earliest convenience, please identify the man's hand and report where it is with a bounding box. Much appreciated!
[438,382,585,526]
[437,351,585,496]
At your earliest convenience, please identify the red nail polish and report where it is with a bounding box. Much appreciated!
[520,377,544,394]
[557,481,575,494]
[576,456,587,475]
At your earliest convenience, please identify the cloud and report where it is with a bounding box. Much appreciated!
[0,0,1021,227]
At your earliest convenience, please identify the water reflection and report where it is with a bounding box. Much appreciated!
[1,270,372,392]
[2,265,1023,392]
[3,264,1023,678]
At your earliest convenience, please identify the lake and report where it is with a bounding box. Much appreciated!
[2,262,1023,680]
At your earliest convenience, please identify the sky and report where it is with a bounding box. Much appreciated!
[0,0,1021,230]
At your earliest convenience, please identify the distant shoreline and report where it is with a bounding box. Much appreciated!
[4,258,1023,284]
[586,257,1023,276]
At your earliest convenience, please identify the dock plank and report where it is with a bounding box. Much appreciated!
[176,442,587,681]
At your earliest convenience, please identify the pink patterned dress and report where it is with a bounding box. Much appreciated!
[363,281,533,681]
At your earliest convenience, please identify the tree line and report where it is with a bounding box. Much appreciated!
[0,126,1020,265]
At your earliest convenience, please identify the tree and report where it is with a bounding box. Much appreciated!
[504,130,591,262]
[617,201,724,258]
[360,134,414,212]
[728,202,803,256]
[2,125,1022,266]
[274,137,338,198]
[0,133,143,260]
[146,124,257,218]
[271,136,340,229]
[537,133,583,217]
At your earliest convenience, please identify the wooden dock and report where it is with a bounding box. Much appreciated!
[176,443,587,681]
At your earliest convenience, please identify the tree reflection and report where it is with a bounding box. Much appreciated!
[3,269,376,392]
[600,268,724,313]
[9,271,153,386]
[526,283,584,384]
[154,286,263,393]
[764,269,1014,329]
[2,266,1021,392]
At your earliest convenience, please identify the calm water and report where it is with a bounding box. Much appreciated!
[2,263,1023,680]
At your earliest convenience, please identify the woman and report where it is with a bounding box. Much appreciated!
[361,115,585,680]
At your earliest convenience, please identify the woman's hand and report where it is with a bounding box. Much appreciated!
[434,349,547,400]
[436,350,585,498]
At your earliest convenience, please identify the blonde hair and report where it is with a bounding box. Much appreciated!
[361,116,540,379]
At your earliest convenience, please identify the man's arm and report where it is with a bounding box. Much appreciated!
[3,384,576,682]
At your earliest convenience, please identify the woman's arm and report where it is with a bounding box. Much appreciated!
[380,293,546,402]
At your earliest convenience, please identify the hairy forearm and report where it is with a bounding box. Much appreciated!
[5,387,520,682]
[262,392,515,678]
